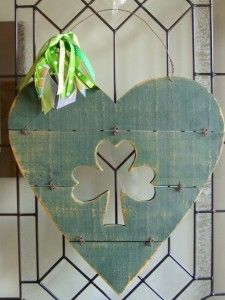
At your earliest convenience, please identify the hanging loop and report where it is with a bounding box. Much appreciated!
[68,8,175,79]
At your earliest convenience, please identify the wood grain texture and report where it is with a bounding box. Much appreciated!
[34,186,199,241]
[8,77,224,293]
[9,78,223,131]
[9,130,223,187]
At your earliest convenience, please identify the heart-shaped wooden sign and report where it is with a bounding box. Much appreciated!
[9,77,224,293]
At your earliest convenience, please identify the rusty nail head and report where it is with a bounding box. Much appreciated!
[79,236,85,246]
[202,128,208,136]
[145,237,155,247]
[111,125,119,135]
[48,181,56,190]
[21,126,30,135]
[175,181,183,192]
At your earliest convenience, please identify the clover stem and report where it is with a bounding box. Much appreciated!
[114,170,118,225]
[103,169,125,226]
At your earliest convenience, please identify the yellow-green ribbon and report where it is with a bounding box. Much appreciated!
[18,32,96,114]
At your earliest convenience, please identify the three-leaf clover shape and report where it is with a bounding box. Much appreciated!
[72,140,155,225]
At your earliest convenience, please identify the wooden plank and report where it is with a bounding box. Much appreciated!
[72,241,160,294]
[35,186,199,242]
[34,185,199,293]
[9,77,224,132]
[9,130,223,187]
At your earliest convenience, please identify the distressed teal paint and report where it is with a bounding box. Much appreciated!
[9,77,224,293]
[9,130,223,187]
[34,187,199,241]
[9,78,224,132]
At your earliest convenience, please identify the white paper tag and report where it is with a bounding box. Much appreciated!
[56,90,77,109]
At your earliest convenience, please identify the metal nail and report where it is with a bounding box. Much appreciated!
[111,125,119,135]
[145,237,155,247]
[79,236,85,246]
[175,181,183,192]
[48,181,56,190]
[202,128,208,136]
[21,126,30,135]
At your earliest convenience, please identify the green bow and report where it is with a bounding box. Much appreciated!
[18,32,96,114]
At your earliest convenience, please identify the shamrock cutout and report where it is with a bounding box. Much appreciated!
[72,140,155,225]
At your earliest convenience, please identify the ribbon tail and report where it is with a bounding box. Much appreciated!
[61,39,76,99]
[57,40,65,95]
[17,64,36,91]
[74,45,95,82]
[75,67,95,89]
[41,73,57,114]
[68,32,80,47]
[18,38,52,91]
[75,76,87,96]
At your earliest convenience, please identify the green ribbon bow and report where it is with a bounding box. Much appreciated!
[18,32,96,114]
